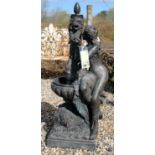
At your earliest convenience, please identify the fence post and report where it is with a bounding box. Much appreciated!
[87,5,93,25]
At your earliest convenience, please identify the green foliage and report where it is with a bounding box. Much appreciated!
[96,11,107,19]
[95,8,114,21]
[41,8,114,41]
[50,10,70,28]
[106,8,114,21]
[41,10,70,29]
[94,8,114,41]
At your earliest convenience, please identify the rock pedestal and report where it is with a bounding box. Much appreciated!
[46,102,96,150]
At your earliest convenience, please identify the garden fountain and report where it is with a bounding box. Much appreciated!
[46,2,109,150]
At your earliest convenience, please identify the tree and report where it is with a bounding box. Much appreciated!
[106,8,114,21]
[94,8,114,41]
[96,11,107,19]
[42,9,70,28]
[50,10,70,27]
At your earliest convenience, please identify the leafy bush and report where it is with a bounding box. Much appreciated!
[41,10,70,29]
[94,8,114,41]
[41,8,114,41]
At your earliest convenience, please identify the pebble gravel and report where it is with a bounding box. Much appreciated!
[41,79,114,155]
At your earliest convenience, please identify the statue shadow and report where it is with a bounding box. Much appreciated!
[41,101,90,128]
[58,101,91,123]
[104,80,114,94]
[41,102,57,132]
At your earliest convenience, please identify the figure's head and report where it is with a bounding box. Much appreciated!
[70,15,84,31]
[83,25,98,41]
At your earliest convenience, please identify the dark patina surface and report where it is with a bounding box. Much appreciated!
[46,2,109,150]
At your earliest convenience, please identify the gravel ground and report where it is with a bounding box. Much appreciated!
[41,79,114,155]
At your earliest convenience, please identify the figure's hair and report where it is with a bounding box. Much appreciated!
[83,25,98,40]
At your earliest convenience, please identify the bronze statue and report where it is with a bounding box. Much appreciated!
[81,25,108,139]
[46,2,109,150]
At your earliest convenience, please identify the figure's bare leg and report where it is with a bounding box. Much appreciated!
[90,79,103,140]
[90,65,108,140]
[80,73,96,103]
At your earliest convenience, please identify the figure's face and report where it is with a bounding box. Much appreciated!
[83,26,98,42]
[71,16,83,30]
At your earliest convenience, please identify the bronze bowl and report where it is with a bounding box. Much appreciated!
[51,76,74,101]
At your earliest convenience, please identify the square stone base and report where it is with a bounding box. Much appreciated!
[46,138,96,151]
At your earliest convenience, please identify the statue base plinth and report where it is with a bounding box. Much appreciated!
[46,102,96,150]
[46,138,95,150]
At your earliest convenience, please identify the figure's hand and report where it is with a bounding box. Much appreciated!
[88,45,99,58]
[73,37,81,44]
[70,32,81,44]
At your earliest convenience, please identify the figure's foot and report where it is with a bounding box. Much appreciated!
[90,132,96,140]
[99,110,103,119]
[89,121,98,140]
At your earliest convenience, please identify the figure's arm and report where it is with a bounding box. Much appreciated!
[88,44,99,58]
[88,39,101,57]
[70,30,82,45]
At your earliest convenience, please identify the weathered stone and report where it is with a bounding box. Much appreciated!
[41,24,69,57]
[46,103,95,150]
